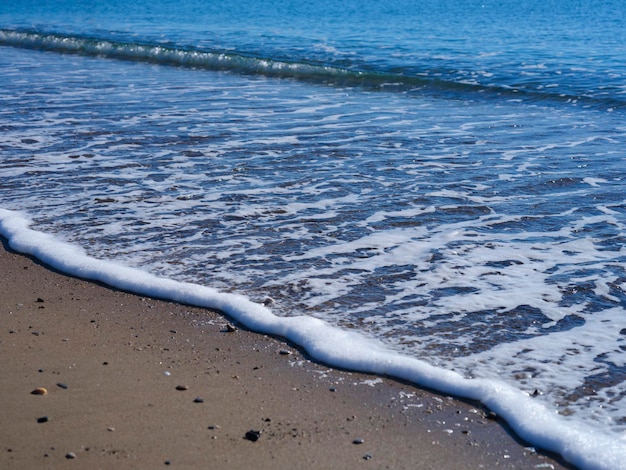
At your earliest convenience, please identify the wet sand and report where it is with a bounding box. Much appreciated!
[0,238,572,469]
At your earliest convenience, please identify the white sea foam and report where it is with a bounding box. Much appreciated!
[1,207,625,470]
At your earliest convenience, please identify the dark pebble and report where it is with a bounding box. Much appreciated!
[279,349,292,355]
[165,460,171,466]
[244,430,261,442]
[363,454,373,460]
[486,411,498,420]
[65,452,76,459]
[35,298,45,303]
[353,438,365,445]
[329,387,336,392]
[225,324,237,333]
[57,383,68,389]
[193,397,204,403]
[37,416,49,423]
[176,385,189,391]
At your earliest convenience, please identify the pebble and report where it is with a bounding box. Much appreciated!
[363,454,373,460]
[278,349,292,355]
[65,452,76,459]
[57,383,68,389]
[31,387,48,395]
[486,411,498,420]
[225,324,237,333]
[353,438,365,445]
[37,416,49,424]
[193,397,204,403]
[175,385,189,391]
[244,430,262,442]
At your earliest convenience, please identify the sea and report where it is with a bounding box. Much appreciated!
[1,1,625,468]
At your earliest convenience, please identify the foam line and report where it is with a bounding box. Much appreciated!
[0,208,623,470]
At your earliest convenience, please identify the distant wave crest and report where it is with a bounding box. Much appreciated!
[0,29,394,85]
[1,28,623,109]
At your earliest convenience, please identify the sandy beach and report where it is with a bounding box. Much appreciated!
[0,237,572,469]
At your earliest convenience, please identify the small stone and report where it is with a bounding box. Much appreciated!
[31,387,48,395]
[35,298,45,303]
[37,416,49,423]
[175,385,189,391]
[486,411,498,420]
[57,383,68,389]
[353,438,365,445]
[244,430,261,442]
[363,454,373,460]
[279,349,292,355]
[193,397,204,403]
[65,452,76,459]
[164,460,171,466]
[207,425,220,430]
[329,387,336,392]
[225,324,237,333]
[107,427,115,432]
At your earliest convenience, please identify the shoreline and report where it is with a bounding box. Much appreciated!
[1,237,572,469]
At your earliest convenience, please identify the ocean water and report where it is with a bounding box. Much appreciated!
[1,1,626,467]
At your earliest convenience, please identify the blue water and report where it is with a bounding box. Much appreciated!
[2,1,626,467]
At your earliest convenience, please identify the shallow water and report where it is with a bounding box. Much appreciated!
[2,1,626,466]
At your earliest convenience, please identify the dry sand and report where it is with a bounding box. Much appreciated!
[0,237,572,469]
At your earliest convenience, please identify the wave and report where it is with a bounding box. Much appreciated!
[1,28,624,110]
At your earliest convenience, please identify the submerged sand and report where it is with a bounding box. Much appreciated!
[0,238,572,469]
